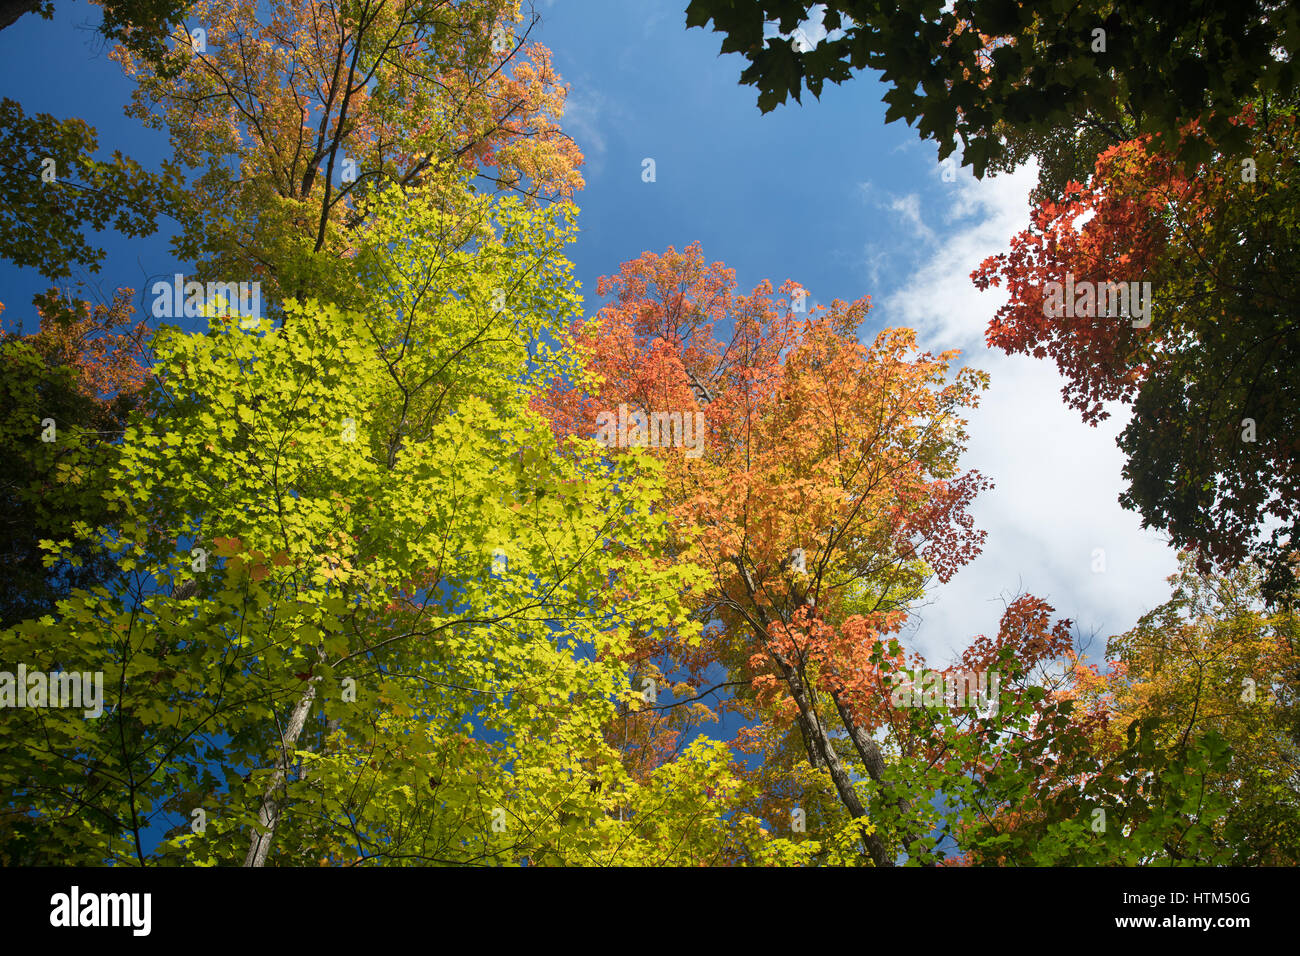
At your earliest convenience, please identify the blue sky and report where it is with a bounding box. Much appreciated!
[0,0,1181,670]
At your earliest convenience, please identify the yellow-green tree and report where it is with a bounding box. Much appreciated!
[0,175,808,866]
[1087,554,1300,864]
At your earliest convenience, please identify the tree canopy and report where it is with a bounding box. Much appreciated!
[0,0,1294,871]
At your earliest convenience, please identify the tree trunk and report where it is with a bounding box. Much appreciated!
[831,688,921,857]
[243,678,319,867]
[731,556,892,865]
[768,649,892,866]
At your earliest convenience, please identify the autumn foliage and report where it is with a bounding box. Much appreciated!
[541,242,1015,863]
[1,0,1295,871]
[974,106,1300,601]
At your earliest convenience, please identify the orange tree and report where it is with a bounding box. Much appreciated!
[542,243,977,864]
[538,242,1248,864]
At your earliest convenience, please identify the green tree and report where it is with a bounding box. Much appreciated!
[0,290,149,631]
[685,0,1298,177]
[0,99,179,280]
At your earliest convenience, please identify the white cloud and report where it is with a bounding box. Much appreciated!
[857,184,938,281]
[887,193,935,246]
[860,247,889,288]
[876,162,1179,665]
[764,3,845,52]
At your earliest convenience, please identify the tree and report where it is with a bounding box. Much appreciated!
[935,602,1238,866]
[0,0,192,282]
[0,99,179,280]
[110,0,583,311]
[1072,554,1300,864]
[684,0,1298,177]
[538,241,1256,865]
[539,242,995,864]
[0,289,150,630]
[973,105,1300,601]
[0,178,811,866]
[953,554,1300,866]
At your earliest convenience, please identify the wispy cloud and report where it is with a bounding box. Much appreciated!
[561,85,609,175]
[855,183,937,290]
[861,247,890,288]
[887,193,935,245]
